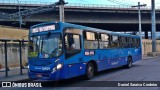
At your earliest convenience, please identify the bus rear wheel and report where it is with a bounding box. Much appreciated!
[85,63,95,80]
[125,57,132,68]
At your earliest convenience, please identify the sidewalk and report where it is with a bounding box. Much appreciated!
[143,55,160,60]
[0,67,30,81]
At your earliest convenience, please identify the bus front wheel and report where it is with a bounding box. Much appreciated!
[85,63,95,80]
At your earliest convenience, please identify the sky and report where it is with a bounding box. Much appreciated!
[2,0,160,6]
[27,0,159,6]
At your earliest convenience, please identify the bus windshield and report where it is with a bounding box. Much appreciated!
[28,33,62,58]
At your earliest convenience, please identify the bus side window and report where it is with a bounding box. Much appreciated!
[133,38,136,48]
[99,33,111,49]
[83,31,98,49]
[124,37,128,48]
[136,38,140,48]
[65,34,81,50]
[65,34,81,59]
[126,37,132,48]
[112,35,119,48]
[119,36,125,48]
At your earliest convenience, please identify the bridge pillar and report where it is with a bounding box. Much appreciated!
[145,30,149,39]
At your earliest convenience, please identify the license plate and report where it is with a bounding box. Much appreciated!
[36,74,42,78]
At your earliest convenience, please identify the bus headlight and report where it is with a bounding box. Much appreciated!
[57,64,63,70]
[52,63,63,73]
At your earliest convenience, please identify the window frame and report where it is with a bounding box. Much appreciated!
[111,34,120,48]
[65,33,82,51]
[119,36,126,48]
[83,30,99,50]
[99,33,112,49]
[63,27,82,59]
[134,38,140,48]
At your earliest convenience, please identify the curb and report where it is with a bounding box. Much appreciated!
[143,56,160,60]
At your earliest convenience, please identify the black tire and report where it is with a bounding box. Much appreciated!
[85,63,95,80]
[125,57,132,68]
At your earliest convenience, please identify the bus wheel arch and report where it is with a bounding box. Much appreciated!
[85,60,97,80]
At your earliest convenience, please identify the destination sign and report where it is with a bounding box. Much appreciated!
[31,25,56,33]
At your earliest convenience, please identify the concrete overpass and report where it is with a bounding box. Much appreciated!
[0,2,160,38]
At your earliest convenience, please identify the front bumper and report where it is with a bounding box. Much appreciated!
[28,66,66,80]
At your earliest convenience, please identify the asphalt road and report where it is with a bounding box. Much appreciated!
[1,57,160,90]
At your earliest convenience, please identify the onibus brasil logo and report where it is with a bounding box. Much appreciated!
[1,82,42,87]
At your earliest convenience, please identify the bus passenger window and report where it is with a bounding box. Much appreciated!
[123,37,128,48]
[83,31,98,49]
[119,36,126,48]
[112,35,119,48]
[130,38,134,48]
[65,34,80,50]
[135,38,140,48]
[125,37,132,48]
[99,34,111,49]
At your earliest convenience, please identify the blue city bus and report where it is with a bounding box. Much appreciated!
[28,22,142,80]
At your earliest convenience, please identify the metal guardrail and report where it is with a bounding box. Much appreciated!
[1,0,160,10]
[66,3,160,10]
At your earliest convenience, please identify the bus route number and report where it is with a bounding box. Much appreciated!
[85,51,95,56]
